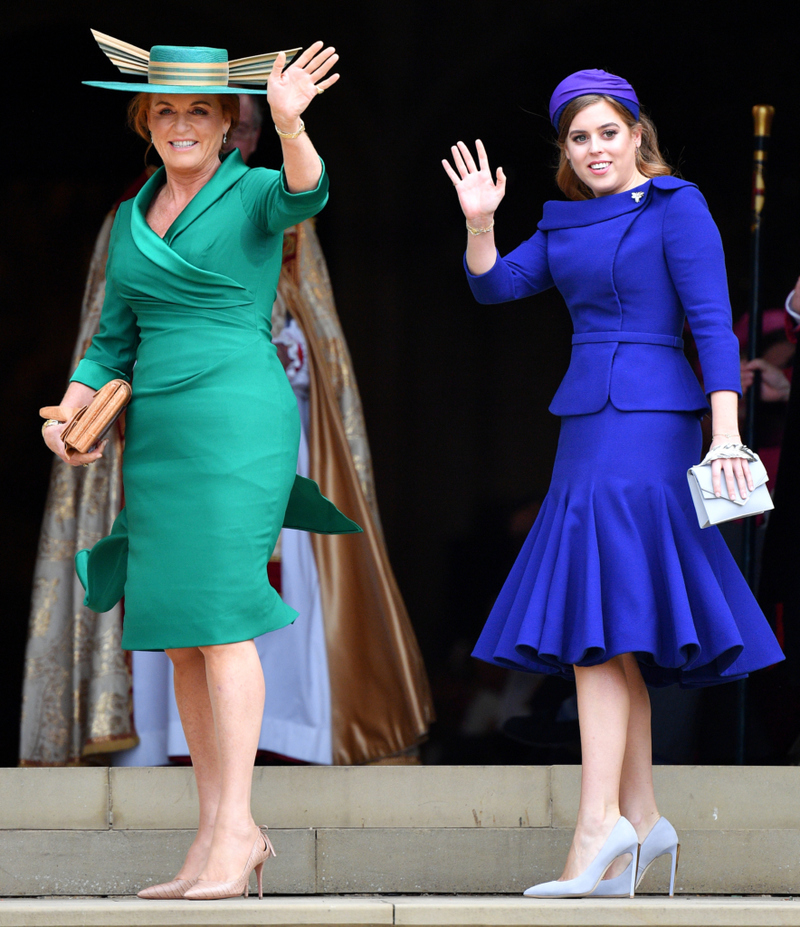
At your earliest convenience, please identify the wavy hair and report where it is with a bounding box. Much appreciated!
[555,94,672,201]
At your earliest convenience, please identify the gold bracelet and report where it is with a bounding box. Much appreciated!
[712,433,740,440]
[466,219,494,235]
[275,120,306,140]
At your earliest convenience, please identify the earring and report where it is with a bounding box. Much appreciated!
[149,132,153,142]
[223,132,228,145]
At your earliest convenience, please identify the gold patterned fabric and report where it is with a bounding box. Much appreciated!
[20,214,433,767]
[20,211,136,766]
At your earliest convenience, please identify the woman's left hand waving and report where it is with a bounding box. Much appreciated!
[268,41,339,131]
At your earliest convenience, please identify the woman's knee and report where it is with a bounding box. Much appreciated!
[166,645,203,669]
[198,639,257,664]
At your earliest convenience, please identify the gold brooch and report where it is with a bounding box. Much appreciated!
[631,191,644,203]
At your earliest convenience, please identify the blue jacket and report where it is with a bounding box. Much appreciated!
[466,177,742,416]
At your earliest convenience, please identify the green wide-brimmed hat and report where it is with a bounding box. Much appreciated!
[83,29,300,95]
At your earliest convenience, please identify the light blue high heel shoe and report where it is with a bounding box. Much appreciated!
[591,815,680,897]
[523,816,639,898]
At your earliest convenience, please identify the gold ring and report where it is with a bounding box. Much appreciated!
[82,463,90,468]
[316,85,325,95]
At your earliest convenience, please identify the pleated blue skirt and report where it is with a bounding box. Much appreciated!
[472,404,784,687]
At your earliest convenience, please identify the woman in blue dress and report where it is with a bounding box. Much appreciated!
[443,69,784,898]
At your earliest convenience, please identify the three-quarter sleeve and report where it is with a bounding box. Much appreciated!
[240,161,329,234]
[662,186,742,396]
[70,220,140,389]
[464,230,555,304]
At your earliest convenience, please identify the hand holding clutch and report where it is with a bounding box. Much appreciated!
[687,444,774,528]
[40,379,131,461]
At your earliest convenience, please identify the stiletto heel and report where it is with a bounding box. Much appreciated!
[591,816,680,897]
[667,842,680,897]
[628,845,639,898]
[183,827,276,901]
[523,817,639,898]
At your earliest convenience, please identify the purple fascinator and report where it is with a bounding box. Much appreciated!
[549,69,639,130]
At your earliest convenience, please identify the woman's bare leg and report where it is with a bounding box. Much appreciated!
[166,646,221,880]
[560,657,631,881]
[195,639,266,883]
[617,653,660,841]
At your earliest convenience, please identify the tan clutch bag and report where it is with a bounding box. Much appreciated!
[41,379,131,460]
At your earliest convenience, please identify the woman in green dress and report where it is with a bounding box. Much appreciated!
[42,31,355,901]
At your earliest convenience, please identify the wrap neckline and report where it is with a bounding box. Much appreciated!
[126,148,252,302]
[133,148,250,245]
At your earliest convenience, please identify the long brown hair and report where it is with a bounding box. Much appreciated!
[555,94,672,201]
[126,93,240,163]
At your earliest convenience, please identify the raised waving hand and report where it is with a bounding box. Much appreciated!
[269,41,339,193]
[268,41,339,131]
[443,139,505,275]
[442,140,506,222]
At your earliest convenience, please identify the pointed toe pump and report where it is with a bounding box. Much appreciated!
[183,828,276,901]
[591,815,680,897]
[523,816,639,898]
[137,877,198,900]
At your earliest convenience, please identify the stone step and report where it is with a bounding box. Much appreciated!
[2,766,799,896]
[2,896,800,927]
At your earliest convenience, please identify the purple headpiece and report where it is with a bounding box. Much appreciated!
[549,69,639,130]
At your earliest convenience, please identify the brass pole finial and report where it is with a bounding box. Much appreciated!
[752,105,775,138]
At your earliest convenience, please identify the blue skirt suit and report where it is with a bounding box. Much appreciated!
[469,177,783,687]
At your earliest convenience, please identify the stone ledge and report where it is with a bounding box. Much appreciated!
[316,827,571,894]
[0,768,109,830]
[5,827,800,896]
[315,827,800,895]
[4,767,800,834]
[552,766,800,831]
[0,830,315,898]
[393,895,800,926]
[3,896,800,927]
[110,766,552,831]
[0,896,394,926]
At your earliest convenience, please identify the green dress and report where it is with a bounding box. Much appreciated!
[72,150,359,651]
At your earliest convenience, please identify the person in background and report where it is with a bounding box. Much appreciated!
[735,308,793,487]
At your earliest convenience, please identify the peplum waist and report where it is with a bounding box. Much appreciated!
[550,330,708,417]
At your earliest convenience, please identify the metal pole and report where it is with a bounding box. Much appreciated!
[736,104,775,764]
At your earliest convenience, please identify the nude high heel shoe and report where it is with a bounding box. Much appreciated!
[137,877,198,899]
[591,815,680,897]
[183,828,276,901]
[523,817,639,898]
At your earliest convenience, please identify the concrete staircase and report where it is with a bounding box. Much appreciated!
[1,765,800,925]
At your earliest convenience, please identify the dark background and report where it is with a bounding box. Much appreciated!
[2,1,798,766]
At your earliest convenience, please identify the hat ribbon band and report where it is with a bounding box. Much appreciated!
[148,61,230,85]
